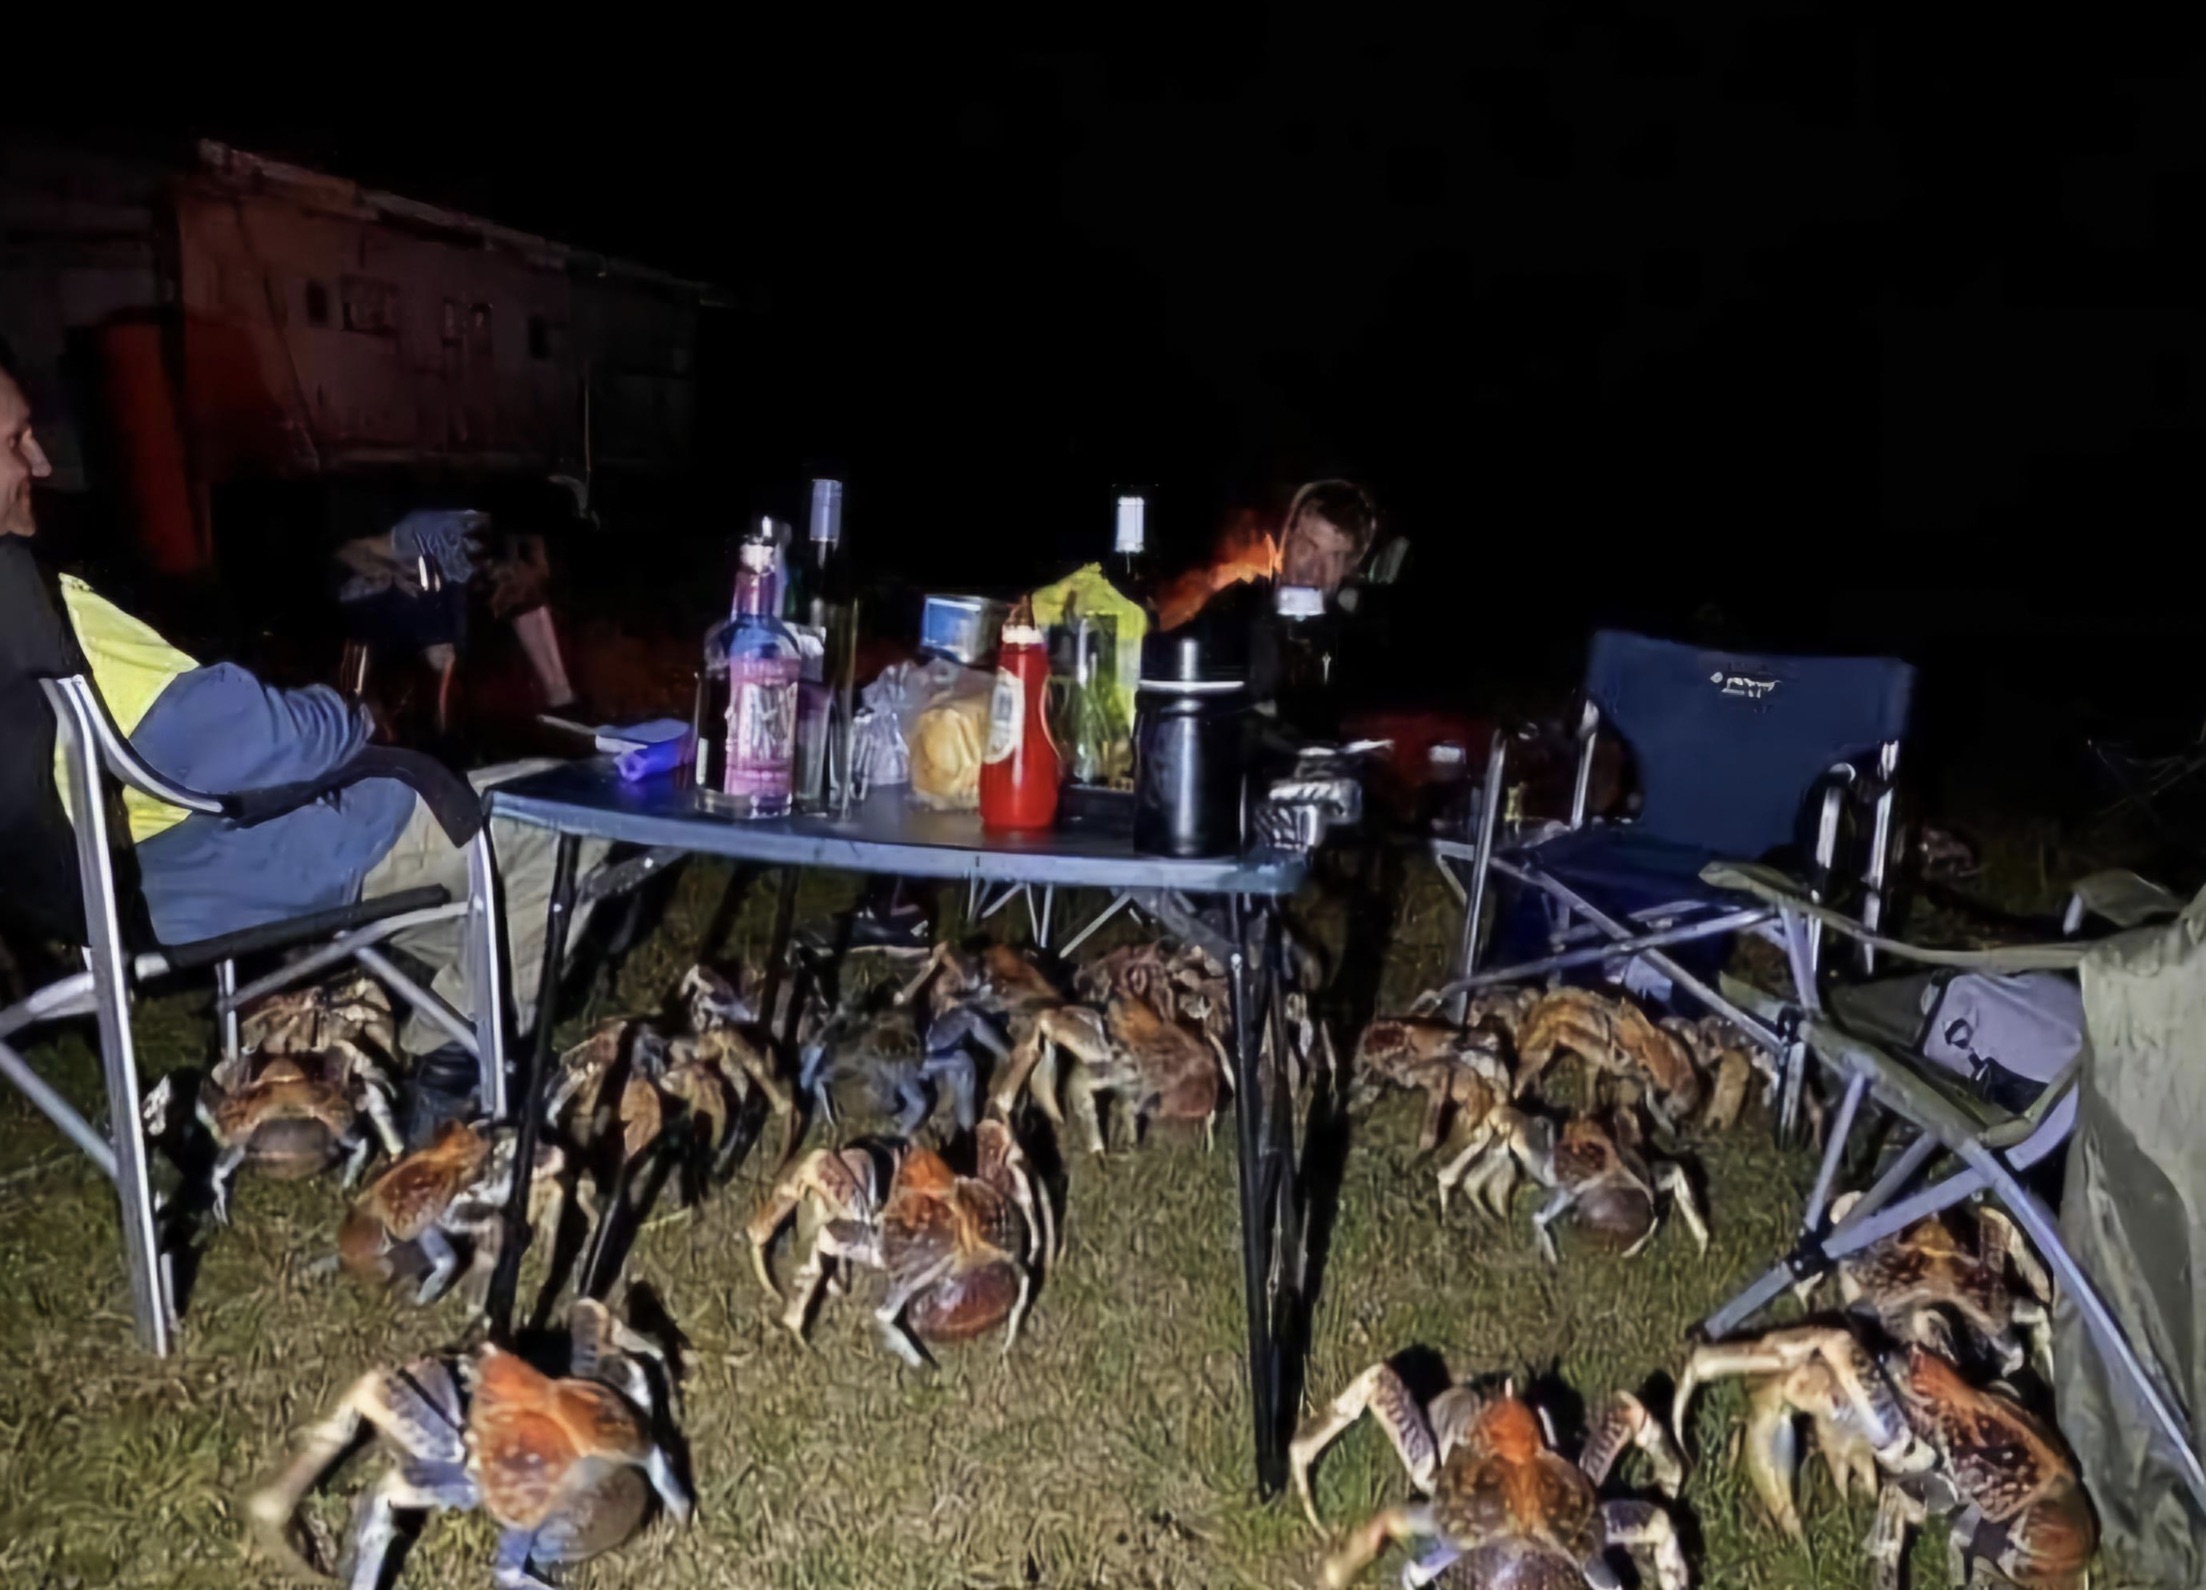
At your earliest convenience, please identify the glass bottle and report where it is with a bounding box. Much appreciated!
[711,538,801,818]
[1109,493,1156,599]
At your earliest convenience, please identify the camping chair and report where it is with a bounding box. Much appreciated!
[1433,630,1915,1110]
[1691,862,2206,1518]
[0,675,507,1355]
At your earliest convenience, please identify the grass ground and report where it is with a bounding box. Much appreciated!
[0,845,2109,1590]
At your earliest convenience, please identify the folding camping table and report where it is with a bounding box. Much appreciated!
[474,759,1315,1496]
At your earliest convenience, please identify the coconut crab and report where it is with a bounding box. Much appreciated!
[248,1296,691,1590]
[1805,1193,2056,1381]
[547,1015,791,1181]
[1673,1325,2095,1590]
[746,1118,1049,1363]
[991,989,1232,1153]
[143,1045,404,1224]
[338,1120,580,1312]
[237,974,399,1064]
[1082,936,1333,1092]
[1473,1110,1709,1263]
[795,987,983,1139]
[1659,1014,1776,1134]
[1513,987,1706,1133]
[1289,1359,1689,1589]
[1352,1015,1519,1155]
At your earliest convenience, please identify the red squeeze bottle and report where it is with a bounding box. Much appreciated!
[980,617,1061,830]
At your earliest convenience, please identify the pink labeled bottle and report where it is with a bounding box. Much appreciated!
[712,536,801,818]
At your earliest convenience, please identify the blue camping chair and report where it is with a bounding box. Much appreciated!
[1433,630,1915,1129]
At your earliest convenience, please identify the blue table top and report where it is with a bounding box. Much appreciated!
[486,760,1309,896]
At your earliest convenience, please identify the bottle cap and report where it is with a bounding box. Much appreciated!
[1429,742,1466,767]
[1114,495,1145,553]
[1275,584,1325,619]
[739,540,776,571]
[1000,623,1045,648]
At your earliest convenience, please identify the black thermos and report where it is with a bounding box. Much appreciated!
[1133,620,1250,858]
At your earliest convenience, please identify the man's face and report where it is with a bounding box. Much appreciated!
[1279,509,1362,595]
[0,372,54,539]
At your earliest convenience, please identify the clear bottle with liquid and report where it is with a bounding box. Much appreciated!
[1109,492,1156,600]
[705,538,801,817]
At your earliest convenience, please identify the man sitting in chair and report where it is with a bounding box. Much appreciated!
[1,348,598,1127]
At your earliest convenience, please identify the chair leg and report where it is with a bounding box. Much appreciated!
[57,686,173,1354]
[466,832,510,1120]
[1447,730,1509,1022]
[1801,1072,1868,1232]
[216,959,241,1064]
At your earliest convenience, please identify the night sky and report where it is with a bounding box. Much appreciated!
[29,17,2206,653]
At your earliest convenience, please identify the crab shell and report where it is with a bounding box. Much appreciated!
[1431,1395,1603,1575]
[1896,1347,2097,1589]
[1516,988,1702,1114]
[1548,1116,1658,1251]
[883,1147,1029,1343]
[1101,993,1222,1124]
[338,1120,494,1281]
[210,1056,360,1178]
[469,1346,654,1558]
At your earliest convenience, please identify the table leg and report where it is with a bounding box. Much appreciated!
[485,833,578,1344]
[759,866,804,1045]
[1227,894,1290,1495]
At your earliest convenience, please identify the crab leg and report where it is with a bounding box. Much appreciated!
[358,1078,405,1161]
[1652,1162,1710,1256]
[1743,1373,1809,1539]
[354,1463,478,1590]
[874,1250,957,1368]
[1599,1499,1691,1590]
[1979,1206,2055,1305]
[248,1360,466,1582]
[1673,1327,1898,1460]
[1581,1390,1683,1496]
[1320,1503,1436,1590]
[208,1142,248,1225]
[492,1528,562,1590]
[1532,1187,1578,1265]
[1868,1480,1929,1590]
[413,1225,461,1305]
[1288,1362,1441,1530]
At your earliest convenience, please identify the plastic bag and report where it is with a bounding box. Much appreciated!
[849,662,927,790]
[906,661,995,811]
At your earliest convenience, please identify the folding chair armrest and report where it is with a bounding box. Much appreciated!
[226,747,485,846]
[42,677,224,816]
[155,883,454,975]
[45,675,485,847]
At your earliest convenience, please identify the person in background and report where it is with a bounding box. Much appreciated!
[333,492,580,738]
[0,351,602,1135]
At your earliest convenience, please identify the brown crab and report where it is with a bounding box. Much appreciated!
[1659,1014,1774,1133]
[1481,1110,1709,1263]
[238,974,399,1064]
[1290,1359,1689,1589]
[992,990,1232,1154]
[1808,1193,2056,1381]
[144,1045,404,1224]
[1353,1015,1518,1155]
[547,1015,791,1177]
[1673,1325,2096,1590]
[1514,987,1705,1132]
[746,1118,1048,1363]
[248,1296,691,1590]
[338,1120,579,1312]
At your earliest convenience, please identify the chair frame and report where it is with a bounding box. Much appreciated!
[0,675,508,1354]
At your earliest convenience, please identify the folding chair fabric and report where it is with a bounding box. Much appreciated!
[1584,630,1914,858]
[2060,885,2206,1582]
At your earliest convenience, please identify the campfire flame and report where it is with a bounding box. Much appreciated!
[1153,509,1281,631]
